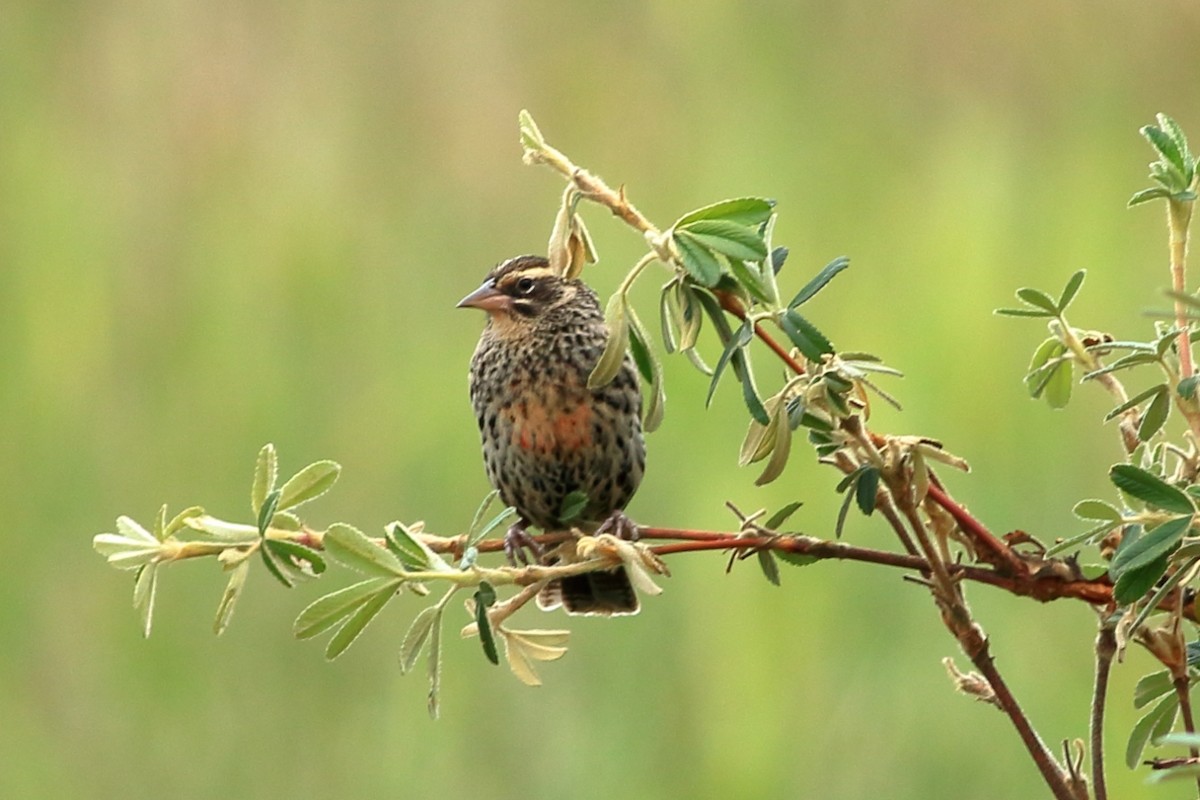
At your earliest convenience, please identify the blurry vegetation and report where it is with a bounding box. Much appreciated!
[8,2,1200,799]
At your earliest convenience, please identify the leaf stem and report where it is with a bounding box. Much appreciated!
[1091,623,1116,800]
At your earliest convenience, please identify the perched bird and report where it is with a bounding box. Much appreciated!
[458,254,645,615]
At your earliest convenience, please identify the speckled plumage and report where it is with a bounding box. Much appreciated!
[460,255,645,614]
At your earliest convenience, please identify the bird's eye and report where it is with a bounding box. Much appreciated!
[515,277,536,295]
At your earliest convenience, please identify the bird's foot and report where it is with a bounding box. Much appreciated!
[595,510,639,542]
[504,519,544,566]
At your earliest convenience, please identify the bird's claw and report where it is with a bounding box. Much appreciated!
[595,510,639,542]
[504,521,544,566]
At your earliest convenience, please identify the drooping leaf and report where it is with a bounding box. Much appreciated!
[427,608,444,719]
[1139,385,1172,441]
[756,550,781,586]
[295,578,399,640]
[1105,383,1169,423]
[264,538,326,576]
[627,305,665,432]
[755,407,792,486]
[736,352,771,426]
[706,319,753,409]
[1134,670,1175,709]
[277,460,341,511]
[1109,464,1194,514]
[1126,692,1178,769]
[399,605,440,674]
[473,583,500,665]
[855,466,880,516]
[588,293,630,389]
[133,563,158,638]
[213,560,250,636]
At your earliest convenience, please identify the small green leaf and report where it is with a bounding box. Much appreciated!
[776,550,818,567]
[278,460,341,511]
[252,443,278,516]
[1139,385,1171,441]
[1110,464,1194,514]
[295,579,382,641]
[133,563,158,638]
[1110,515,1192,579]
[1072,499,1122,522]
[728,259,774,305]
[264,538,326,576]
[213,560,250,636]
[385,521,437,571]
[755,408,792,486]
[466,490,502,546]
[256,489,280,537]
[559,490,589,524]
[1126,692,1178,769]
[588,293,630,389]
[1179,375,1200,400]
[678,219,768,262]
[1057,270,1086,312]
[737,353,771,426]
[164,506,204,538]
[707,319,753,408]
[1044,518,1122,557]
[855,466,880,516]
[673,230,723,286]
[780,309,834,361]
[1143,124,1186,175]
[259,538,294,588]
[674,197,774,228]
[325,582,399,660]
[325,523,406,576]
[1082,351,1160,381]
[756,550,781,586]
[765,501,804,531]
[427,607,443,719]
[789,256,850,308]
[1015,287,1060,315]
[474,583,500,665]
[995,307,1056,318]
[1135,670,1175,709]
[1128,187,1172,207]
[627,305,666,432]
[399,605,440,674]
[1157,115,1194,175]
[1105,383,1169,423]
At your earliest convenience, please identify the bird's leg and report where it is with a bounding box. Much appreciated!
[595,509,639,542]
[504,518,544,566]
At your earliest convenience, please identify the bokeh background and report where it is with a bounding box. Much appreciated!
[4,1,1200,798]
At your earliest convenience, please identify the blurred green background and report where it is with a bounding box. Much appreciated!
[4,1,1200,798]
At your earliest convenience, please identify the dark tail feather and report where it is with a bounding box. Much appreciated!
[538,567,639,616]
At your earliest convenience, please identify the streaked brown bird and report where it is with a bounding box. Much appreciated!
[458,255,645,615]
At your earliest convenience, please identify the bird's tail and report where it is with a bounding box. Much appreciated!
[537,568,639,616]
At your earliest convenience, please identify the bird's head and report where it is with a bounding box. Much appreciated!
[457,255,585,335]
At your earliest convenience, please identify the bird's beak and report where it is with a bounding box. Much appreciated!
[456,280,511,313]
